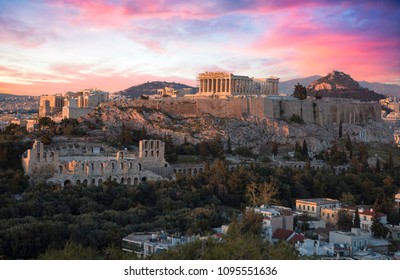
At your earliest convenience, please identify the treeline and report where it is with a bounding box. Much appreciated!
[1,158,400,259]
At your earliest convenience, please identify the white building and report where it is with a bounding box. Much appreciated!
[250,205,295,241]
[295,198,340,218]
[358,208,387,233]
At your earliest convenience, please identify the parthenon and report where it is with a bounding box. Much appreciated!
[194,72,279,99]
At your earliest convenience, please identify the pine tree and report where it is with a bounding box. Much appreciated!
[226,136,232,154]
[375,158,381,173]
[293,83,307,100]
[295,141,302,160]
[384,151,394,171]
[271,142,278,156]
[302,139,308,160]
[139,125,146,140]
[370,211,389,238]
[353,208,360,228]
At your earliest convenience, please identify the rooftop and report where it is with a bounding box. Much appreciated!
[296,198,339,205]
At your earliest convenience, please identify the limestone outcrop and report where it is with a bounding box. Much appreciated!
[83,103,394,153]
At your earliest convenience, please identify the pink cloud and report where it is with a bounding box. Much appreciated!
[250,6,400,84]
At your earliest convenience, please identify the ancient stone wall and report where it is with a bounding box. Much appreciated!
[22,139,172,187]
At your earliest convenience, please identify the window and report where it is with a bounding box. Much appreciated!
[363,216,367,221]
[307,206,310,211]
[312,206,315,211]
[322,212,325,216]
[332,214,335,218]
[298,205,301,210]
[303,205,305,210]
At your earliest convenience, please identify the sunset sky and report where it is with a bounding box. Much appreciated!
[1,0,399,95]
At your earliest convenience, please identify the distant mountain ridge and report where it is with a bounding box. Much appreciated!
[115,81,196,98]
[306,70,385,101]
[280,74,400,97]
[0,93,32,99]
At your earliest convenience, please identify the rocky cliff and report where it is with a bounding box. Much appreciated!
[307,70,385,101]
[83,103,393,153]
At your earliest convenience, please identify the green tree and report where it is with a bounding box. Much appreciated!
[293,83,307,100]
[226,136,232,154]
[39,242,100,260]
[38,117,55,129]
[139,125,146,140]
[370,211,389,238]
[337,210,353,232]
[271,142,278,156]
[375,158,381,173]
[294,141,302,160]
[302,139,308,159]
[353,208,361,228]
[340,192,355,206]
[384,151,394,170]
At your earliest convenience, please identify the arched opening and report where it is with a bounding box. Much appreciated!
[141,177,147,182]
[120,162,124,169]
[91,179,95,185]
[144,141,148,149]
[83,179,88,186]
[151,151,154,157]
[138,163,142,171]
[91,163,94,170]
[156,141,159,149]
[43,152,47,161]
[50,152,55,161]
[120,177,125,184]
[188,168,192,175]
[59,165,63,173]
[64,180,71,187]
[157,151,159,157]
[145,151,148,157]
[127,177,132,185]
[193,168,198,174]
[112,163,115,170]
[98,179,103,186]
[82,163,85,171]
[151,141,154,149]
[134,177,139,185]
[129,162,132,169]
[76,179,81,185]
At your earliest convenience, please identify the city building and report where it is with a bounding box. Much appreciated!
[157,87,193,98]
[250,205,295,240]
[329,228,390,255]
[122,232,195,258]
[39,89,108,120]
[272,228,304,243]
[395,193,400,208]
[358,209,387,233]
[295,198,340,218]
[22,139,172,187]
[191,72,279,99]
